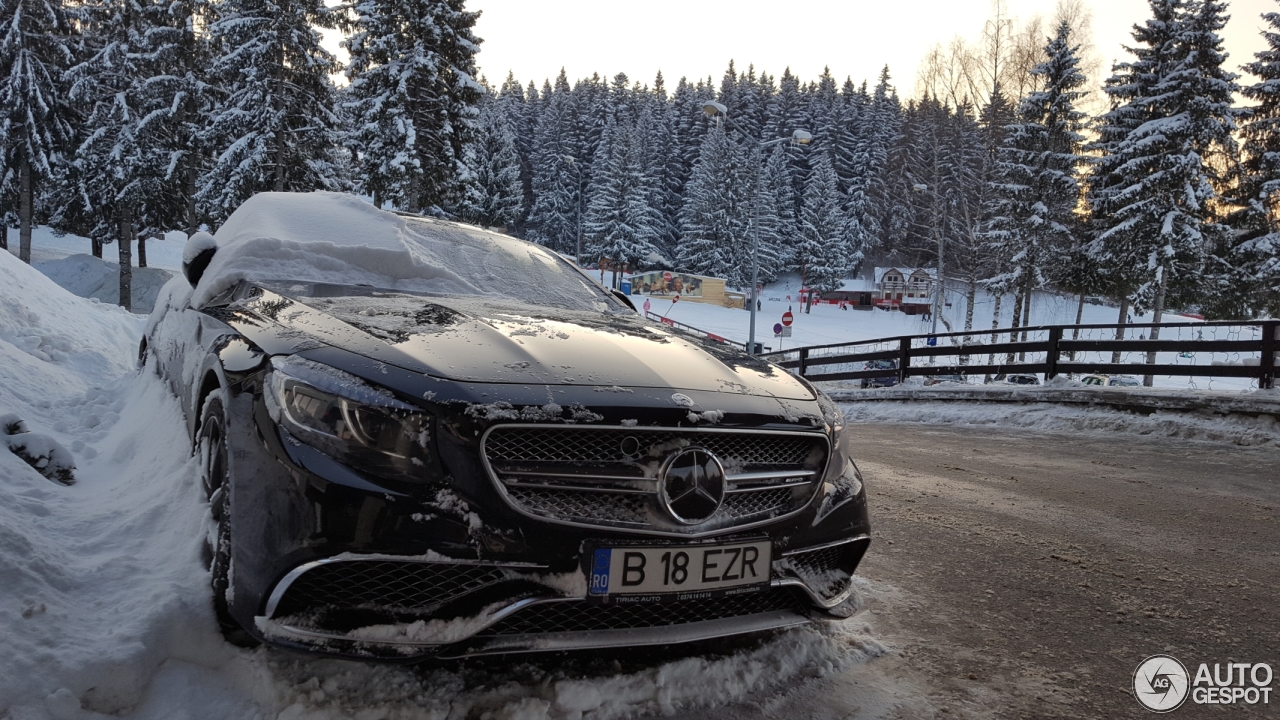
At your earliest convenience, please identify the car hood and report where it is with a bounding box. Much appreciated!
[223,284,815,400]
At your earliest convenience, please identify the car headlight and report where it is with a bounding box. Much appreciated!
[815,390,860,492]
[266,356,432,480]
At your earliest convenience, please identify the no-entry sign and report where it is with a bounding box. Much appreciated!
[781,311,794,327]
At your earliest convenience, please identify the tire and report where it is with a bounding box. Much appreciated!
[197,393,259,648]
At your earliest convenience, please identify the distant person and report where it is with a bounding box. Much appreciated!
[756,298,762,311]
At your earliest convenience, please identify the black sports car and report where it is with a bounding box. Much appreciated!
[146,192,870,659]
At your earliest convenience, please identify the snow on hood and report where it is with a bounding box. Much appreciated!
[193,192,611,313]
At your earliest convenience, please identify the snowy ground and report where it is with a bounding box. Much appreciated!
[0,247,896,720]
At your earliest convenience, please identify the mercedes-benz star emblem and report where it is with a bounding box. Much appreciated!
[659,447,726,524]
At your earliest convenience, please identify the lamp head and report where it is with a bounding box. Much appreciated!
[791,129,812,144]
[701,101,727,117]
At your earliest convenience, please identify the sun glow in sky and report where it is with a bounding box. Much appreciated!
[458,0,1274,97]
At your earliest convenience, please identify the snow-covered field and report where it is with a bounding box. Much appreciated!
[0,247,892,719]
[642,273,1262,393]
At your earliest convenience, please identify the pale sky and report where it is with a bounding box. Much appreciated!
[460,0,1275,97]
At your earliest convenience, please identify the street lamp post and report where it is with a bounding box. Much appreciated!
[701,101,811,354]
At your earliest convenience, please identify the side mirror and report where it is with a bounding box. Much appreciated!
[611,288,637,312]
[183,232,217,287]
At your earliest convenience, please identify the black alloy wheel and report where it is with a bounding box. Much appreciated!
[198,394,259,648]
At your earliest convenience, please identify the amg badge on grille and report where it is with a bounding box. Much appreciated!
[659,447,726,524]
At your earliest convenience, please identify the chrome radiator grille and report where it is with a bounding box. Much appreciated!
[482,425,830,534]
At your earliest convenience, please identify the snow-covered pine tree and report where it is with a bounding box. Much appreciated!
[583,112,662,275]
[761,142,798,274]
[497,72,534,231]
[860,67,901,254]
[678,122,746,281]
[342,0,482,215]
[798,149,848,293]
[766,68,810,221]
[200,0,347,224]
[1089,0,1237,324]
[1220,2,1280,317]
[526,71,581,255]
[985,22,1090,324]
[52,0,191,308]
[640,84,681,261]
[460,100,523,230]
[0,0,77,263]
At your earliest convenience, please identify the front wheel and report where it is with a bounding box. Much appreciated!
[197,393,259,648]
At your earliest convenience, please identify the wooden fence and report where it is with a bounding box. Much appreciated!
[759,320,1280,390]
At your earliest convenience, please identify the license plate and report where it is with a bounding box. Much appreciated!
[587,541,771,600]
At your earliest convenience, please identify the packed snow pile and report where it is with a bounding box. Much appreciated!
[839,394,1280,447]
[34,254,175,314]
[0,251,143,410]
[191,192,610,312]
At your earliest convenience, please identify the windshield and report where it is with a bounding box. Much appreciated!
[192,192,618,313]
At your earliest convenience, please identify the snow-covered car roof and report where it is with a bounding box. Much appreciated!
[189,192,613,313]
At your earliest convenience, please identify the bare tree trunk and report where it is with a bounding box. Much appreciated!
[92,236,102,258]
[1,224,7,250]
[1007,290,1024,363]
[273,46,286,193]
[138,234,147,268]
[1112,297,1130,364]
[119,206,133,312]
[19,158,33,264]
[987,293,1003,376]
[1144,276,1167,387]
[1019,283,1033,361]
[186,162,199,236]
[1070,291,1085,360]
[964,278,976,335]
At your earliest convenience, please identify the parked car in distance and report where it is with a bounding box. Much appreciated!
[987,373,1041,386]
[1080,374,1142,387]
[145,192,871,660]
[924,374,968,386]
[861,358,899,388]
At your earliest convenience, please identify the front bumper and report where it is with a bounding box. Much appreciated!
[254,535,869,659]
[219,372,872,660]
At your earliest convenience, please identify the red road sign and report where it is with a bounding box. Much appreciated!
[663,271,673,282]
[781,311,794,327]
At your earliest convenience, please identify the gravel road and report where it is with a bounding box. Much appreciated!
[681,422,1280,719]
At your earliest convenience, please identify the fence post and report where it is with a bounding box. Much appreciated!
[798,348,809,377]
[1046,326,1062,380]
[897,337,911,385]
[1262,321,1278,391]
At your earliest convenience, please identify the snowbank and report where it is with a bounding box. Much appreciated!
[839,394,1280,447]
[0,251,143,412]
[34,254,175,314]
